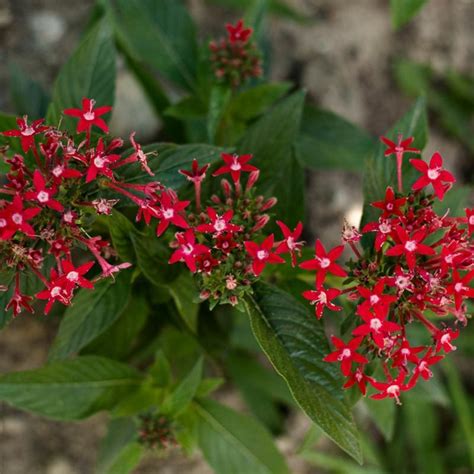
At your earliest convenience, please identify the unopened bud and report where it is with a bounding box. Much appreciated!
[261,197,277,211]
[251,214,270,232]
[229,295,238,306]
[211,194,221,204]
[200,290,211,300]
[221,179,232,197]
[245,170,260,192]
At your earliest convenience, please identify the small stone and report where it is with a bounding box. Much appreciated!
[46,458,77,474]
[30,12,66,48]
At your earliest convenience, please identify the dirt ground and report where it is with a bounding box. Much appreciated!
[0,0,473,473]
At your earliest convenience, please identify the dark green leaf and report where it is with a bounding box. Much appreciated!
[49,270,132,361]
[0,356,142,420]
[296,106,375,172]
[245,282,361,463]
[101,442,144,474]
[167,272,199,333]
[107,210,137,262]
[208,85,232,143]
[364,397,396,441]
[196,397,290,474]
[390,0,429,29]
[47,19,116,129]
[107,0,198,91]
[165,96,207,120]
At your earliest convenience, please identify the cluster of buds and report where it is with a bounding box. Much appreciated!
[209,19,263,88]
[169,153,304,310]
[302,135,473,404]
[137,414,176,450]
[0,98,168,316]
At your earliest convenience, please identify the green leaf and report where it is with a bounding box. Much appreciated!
[162,357,203,416]
[107,0,198,91]
[0,113,24,154]
[0,356,142,420]
[101,442,144,474]
[195,397,290,474]
[9,63,50,119]
[208,85,232,143]
[295,106,375,172]
[390,0,429,29]
[47,19,116,129]
[237,91,306,226]
[360,97,428,234]
[165,96,207,120]
[48,271,132,361]
[107,210,137,262]
[364,397,396,441]
[0,271,15,329]
[244,282,362,463]
[167,272,199,333]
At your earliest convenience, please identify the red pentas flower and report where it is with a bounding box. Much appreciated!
[411,152,455,200]
[24,170,64,212]
[0,195,41,240]
[196,208,241,235]
[302,287,342,319]
[323,336,368,376]
[83,138,121,183]
[275,221,304,267]
[64,97,112,135]
[213,153,257,185]
[169,230,209,273]
[466,208,474,234]
[226,19,253,44]
[155,191,190,237]
[2,116,48,152]
[300,135,472,405]
[244,234,285,276]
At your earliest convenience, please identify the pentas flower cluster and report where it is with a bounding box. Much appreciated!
[302,136,473,404]
[0,99,164,316]
[209,19,263,88]
[168,153,303,310]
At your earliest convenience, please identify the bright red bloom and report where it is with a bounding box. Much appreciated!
[156,191,190,237]
[2,116,48,152]
[36,269,74,314]
[323,336,368,376]
[0,195,41,240]
[24,170,64,212]
[413,348,444,380]
[50,163,82,183]
[352,307,402,348]
[411,152,456,200]
[84,138,121,183]
[179,159,210,184]
[302,287,342,319]
[169,230,209,273]
[226,19,253,44]
[369,370,415,405]
[391,339,424,368]
[196,208,241,235]
[64,98,112,134]
[343,367,370,395]
[434,328,459,353]
[212,153,257,184]
[362,218,394,251]
[195,252,219,275]
[372,186,407,217]
[275,221,304,267]
[446,270,474,310]
[6,284,34,316]
[244,234,285,276]
[357,281,397,317]
[466,208,474,235]
[58,260,94,289]
[215,233,238,254]
[381,135,420,157]
[385,226,435,270]
[299,239,347,288]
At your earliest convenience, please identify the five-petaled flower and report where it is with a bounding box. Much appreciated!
[302,287,342,319]
[64,97,112,135]
[276,221,304,267]
[226,19,253,44]
[169,230,209,273]
[244,234,285,276]
[24,170,64,212]
[196,208,241,235]
[371,186,407,217]
[0,195,40,240]
[156,191,190,237]
[2,116,48,152]
[369,370,415,405]
[212,153,257,184]
[323,336,368,376]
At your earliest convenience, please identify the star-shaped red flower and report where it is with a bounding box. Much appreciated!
[64,97,112,134]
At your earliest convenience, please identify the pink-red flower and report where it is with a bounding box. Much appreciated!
[179,159,210,184]
[24,170,64,212]
[84,138,121,183]
[466,208,474,234]
[58,260,94,289]
[323,336,368,376]
[434,328,459,353]
[299,239,347,288]
[196,208,241,235]
[275,221,304,267]
[2,116,48,152]
[64,97,112,134]
[446,270,474,310]
[226,19,253,44]
[0,195,41,240]
[169,230,209,273]
[352,307,402,348]
[413,348,443,380]
[372,186,407,217]
[302,287,342,319]
[411,152,456,200]
[381,135,420,158]
[156,191,190,237]
[213,153,257,184]
[369,370,415,405]
[244,234,285,276]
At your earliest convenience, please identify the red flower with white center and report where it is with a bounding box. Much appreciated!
[302,287,342,319]
[362,218,394,251]
[169,230,210,273]
[357,281,397,317]
[212,153,257,184]
[6,276,35,316]
[226,19,253,44]
[195,252,219,274]
[369,370,415,405]
[64,97,112,134]
[385,226,435,270]
[391,266,414,293]
[156,191,190,237]
[391,339,424,368]
[446,270,474,310]
[276,221,304,267]
[372,186,407,217]
[466,208,474,234]
[413,348,444,380]
[352,307,402,348]
[411,152,456,201]
[438,242,466,275]
[196,208,241,235]
[50,163,82,184]
[24,170,64,212]
[0,195,41,240]
[323,336,368,376]
[299,239,347,289]
[92,198,120,216]
[215,233,238,254]
[244,234,285,276]
[2,116,48,152]
[381,135,420,158]
[58,260,94,289]
[128,132,154,176]
[62,210,78,227]
[434,328,459,353]
[179,159,210,185]
[343,367,370,395]
[48,238,71,258]
[84,139,121,183]
[36,269,74,314]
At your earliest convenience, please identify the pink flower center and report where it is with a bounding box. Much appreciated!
[370,318,382,331]
[427,168,440,180]
[319,257,331,269]
[83,111,95,121]
[214,218,226,232]
[22,127,35,136]
[37,191,49,203]
[386,384,400,396]
[52,166,64,177]
[64,212,74,223]
[340,348,351,359]
[370,295,380,305]
[404,240,417,252]
[396,276,410,289]
[379,222,391,234]
[0,218,6,228]
[257,250,269,260]
[182,244,194,255]
[454,282,463,293]
[51,286,62,297]
[163,208,174,219]
[230,157,242,171]
[12,213,23,224]
[469,215,474,225]
[94,157,106,168]
[386,203,394,210]
[287,236,296,249]
[66,271,79,282]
